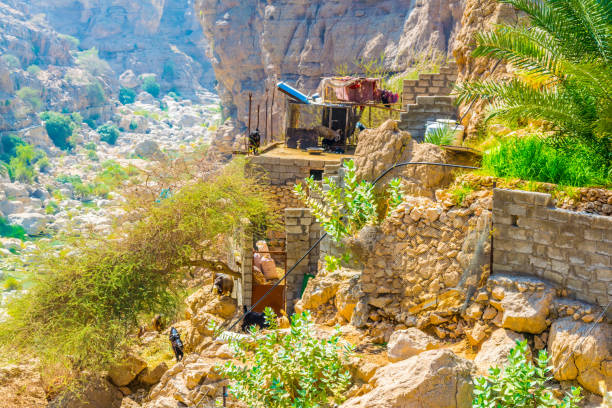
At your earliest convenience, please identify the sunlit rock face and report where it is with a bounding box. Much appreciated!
[196,0,464,132]
[28,0,215,97]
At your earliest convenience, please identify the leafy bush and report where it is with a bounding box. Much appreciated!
[97,123,120,145]
[1,54,20,69]
[87,150,98,161]
[0,159,276,375]
[0,216,27,239]
[86,81,106,106]
[40,111,74,150]
[70,112,83,124]
[162,60,175,81]
[167,91,179,101]
[16,87,43,112]
[129,120,138,130]
[84,142,96,151]
[142,76,160,98]
[0,134,25,162]
[215,310,353,408]
[26,65,41,75]
[6,145,47,183]
[454,0,612,172]
[482,136,610,187]
[58,33,79,49]
[2,277,22,291]
[119,87,136,105]
[473,340,582,408]
[425,124,456,146]
[45,201,59,215]
[75,48,112,77]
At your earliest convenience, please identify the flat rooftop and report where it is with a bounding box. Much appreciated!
[259,145,354,162]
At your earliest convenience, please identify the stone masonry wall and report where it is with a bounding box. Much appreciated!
[227,221,254,307]
[285,208,320,314]
[402,63,458,105]
[398,96,458,141]
[492,188,612,308]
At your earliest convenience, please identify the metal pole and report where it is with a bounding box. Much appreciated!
[265,89,269,146]
[257,104,260,130]
[270,88,275,142]
[247,92,252,154]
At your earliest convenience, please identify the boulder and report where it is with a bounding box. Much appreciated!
[2,182,29,198]
[108,354,147,387]
[119,70,140,89]
[335,274,361,322]
[340,349,475,408]
[138,362,168,386]
[474,328,526,375]
[548,318,612,395]
[49,376,123,408]
[134,140,162,159]
[191,311,218,336]
[136,91,156,104]
[0,200,25,216]
[386,328,440,362]
[499,286,554,334]
[7,213,48,235]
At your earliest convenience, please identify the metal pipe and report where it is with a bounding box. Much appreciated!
[264,89,269,146]
[247,93,252,154]
[270,88,275,142]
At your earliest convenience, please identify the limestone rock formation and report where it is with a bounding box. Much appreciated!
[108,354,148,387]
[386,328,440,362]
[548,318,612,395]
[50,376,123,408]
[196,0,465,144]
[340,349,474,408]
[473,328,526,375]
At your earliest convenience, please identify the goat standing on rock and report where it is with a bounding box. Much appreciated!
[213,273,234,296]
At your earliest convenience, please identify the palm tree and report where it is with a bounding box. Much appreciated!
[454,0,612,166]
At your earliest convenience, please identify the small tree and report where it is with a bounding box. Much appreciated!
[142,76,160,98]
[16,87,43,112]
[215,310,353,408]
[119,87,136,105]
[40,111,74,150]
[473,340,582,408]
[98,123,120,145]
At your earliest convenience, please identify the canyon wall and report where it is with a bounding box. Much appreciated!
[29,0,215,97]
[196,0,465,139]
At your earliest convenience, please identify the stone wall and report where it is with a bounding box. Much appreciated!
[492,188,612,308]
[402,63,458,105]
[285,208,320,313]
[227,220,254,307]
[398,96,457,141]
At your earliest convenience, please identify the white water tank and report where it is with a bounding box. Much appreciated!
[424,120,465,145]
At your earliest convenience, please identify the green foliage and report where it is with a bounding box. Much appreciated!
[75,48,112,77]
[97,123,120,145]
[2,277,22,291]
[0,159,276,375]
[16,87,43,112]
[425,124,456,146]
[473,340,582,408]
[449,182,475,206]
[162,60,175,81]
[86,81,106,106]
[482,136,610,187]
[294,159,402,243]
[1,54,20,69]
[40,111,75,150]
[84,142,96,151]
[0,216,27,239]
[129,120,138,130]
[215,310,353,408]
[119,87,136,105]
[70,112,83,124]
[6,145,48,183]
[142,76,160,98]
[87,150,98,161]
[58,34,79,49]
[454,0,612,170]
[167,91,179,101]
[0,134,25,162]
[45,201,59,215]
[26,65,41,75]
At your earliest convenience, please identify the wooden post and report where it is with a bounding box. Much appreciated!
[247,92,252,154]
[368,107,371,128]
[264,89,269,146]
[257,104,260,130]
[270,88,275,142]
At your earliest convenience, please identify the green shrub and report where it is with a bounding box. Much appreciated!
[6,145,47,183]
[37,156,50,172]
[167,91,179,101]
[119,87,136,105]
[58,34,80,50]
[45,201,59,215]
[1,54,20,69]
[70,112,83,125]
[482,136,610,187]
[473,340,582,408]
[2,277,22,291]
[162,60,175,81]
[76,48,112,77]
[87,150,98,161]
[214,310,353,408]
[86,81,106,106]
[40,111,74,150]
[0,216,27,239]
[97,123,120,145]
[0,134,25,162]
[84,142,97,151]
[26,65,41,75]
[129,120,138,130]
[16,87,43,112]
[142,76,160,98]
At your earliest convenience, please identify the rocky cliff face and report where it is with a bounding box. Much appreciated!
[29,0,214,96]
[196,0,464,134]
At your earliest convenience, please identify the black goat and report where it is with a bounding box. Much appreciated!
[213,273,234,296]
[240,305,269,332]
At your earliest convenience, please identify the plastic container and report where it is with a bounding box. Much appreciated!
[425,120,465,145]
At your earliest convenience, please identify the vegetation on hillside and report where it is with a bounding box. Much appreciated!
[75,47,112,77]
[0,158,276,377]
[473,340,582,408]
[455,0,611,185]
[97,123,120,145]
[119,87,136,105]
[5,144,49,183]
[214,310,353,408]
[39,111,75,150]
[142,76,161,98]
[16,87,43,112]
